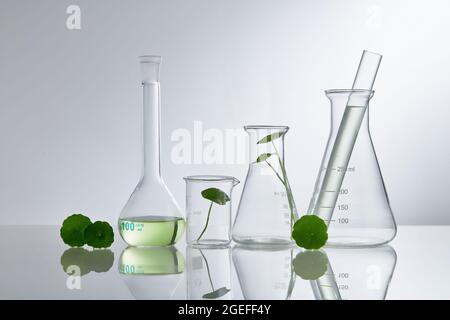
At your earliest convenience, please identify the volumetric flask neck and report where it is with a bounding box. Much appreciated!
[141,55,162,180]
[233,125,297,246]
[118,56,184,247]
[308,89,396,247]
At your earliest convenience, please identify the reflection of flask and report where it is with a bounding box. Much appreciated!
[118,56,184,247]
[233,126,298,245]
[324,246,396,300]
[187,246,232,300]
[232,244,295,300]
[119,246,185,300]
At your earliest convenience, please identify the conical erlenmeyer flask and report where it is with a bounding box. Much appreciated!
[118,56,184,247]
[324,246,397,300]
[232,244,296,300]
[233,125,298,245]
[308,89,396,246]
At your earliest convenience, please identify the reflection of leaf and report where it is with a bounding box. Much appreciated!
[256,153,272,163]
[292,215,328,250]
[202,287,231,299]
[87,249,114,272]
[60,248,90,276]
[293,250,328,280]
[257,131,284,144]
[60,247,114,276]
[201,188,230,205]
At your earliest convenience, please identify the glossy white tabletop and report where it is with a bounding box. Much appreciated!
[0,225,448,300]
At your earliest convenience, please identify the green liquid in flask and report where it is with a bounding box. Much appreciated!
[119,215,185,246]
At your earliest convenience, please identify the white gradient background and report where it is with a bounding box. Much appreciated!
[0,0,448,225]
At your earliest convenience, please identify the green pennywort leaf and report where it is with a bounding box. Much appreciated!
[292,215,328,250]
[201,188,230,205]
[257,131,285,144]
[202,287,231,299]
[84,221,114,249]
[293,250,328,280]
[60,214,92,247]
[256,153,272,163]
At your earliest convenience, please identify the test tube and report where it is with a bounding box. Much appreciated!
[310,261,342,300]
[310,51,382,225]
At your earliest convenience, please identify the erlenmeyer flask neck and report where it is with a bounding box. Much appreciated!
[244,125,288,164]
[140,56,162,180]
[326,89,373,134]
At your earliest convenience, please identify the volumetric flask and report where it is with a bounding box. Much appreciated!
[118,56,185,247]
[307,89,396,246]
[119,246,185,299]
[233,125,298,245]
[184,175,239,247]
[187,246,232,300]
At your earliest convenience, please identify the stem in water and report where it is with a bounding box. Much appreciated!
[197,201,213,241]
[271,141,296,223]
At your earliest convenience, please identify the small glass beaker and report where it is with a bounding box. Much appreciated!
[187,246,232,300]
[233,125,298,245]
[184,175,239,247]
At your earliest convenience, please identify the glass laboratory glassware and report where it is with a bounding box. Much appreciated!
[307,89,396,246]
[118,55,184,247]
[187,246,232,300]
[184,175,239,247]
[324,246,397,300]
[119,246,185,299]
[232,125,298,245]
[232,244,296,300]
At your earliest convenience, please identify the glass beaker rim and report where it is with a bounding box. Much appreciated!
[183,175,239,184]
[244,125,289,131]
[325,89,374,95]
[140,55,162,63]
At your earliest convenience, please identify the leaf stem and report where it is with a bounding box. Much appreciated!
[271,141,297,223]
[265,160,285,185]
[197,201,213,241]
[199,248,215,291]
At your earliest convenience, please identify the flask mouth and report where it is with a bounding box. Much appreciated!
[244,125,289,131]
[325,89,374,95]
[183,175,240,186]
[140,55,162,64]
[140,55,161,83]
